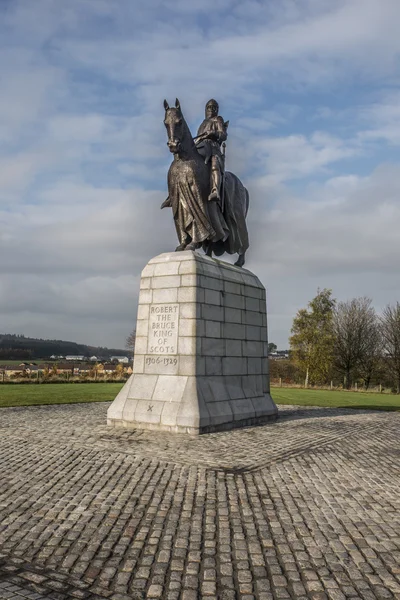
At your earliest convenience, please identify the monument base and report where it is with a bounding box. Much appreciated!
[107,251,278,435]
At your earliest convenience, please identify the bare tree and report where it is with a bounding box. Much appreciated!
[333,297,379,389]
[380,302,400,393]
[357,317,382,390]
[125,329,136,354]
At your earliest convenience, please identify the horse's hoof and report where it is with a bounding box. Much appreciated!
[185,242,201,251]
[175,244,186,251]
[234,255,245,268]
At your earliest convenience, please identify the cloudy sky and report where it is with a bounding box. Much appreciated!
[1,0,400,349]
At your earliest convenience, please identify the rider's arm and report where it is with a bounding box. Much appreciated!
[215,116,228,143]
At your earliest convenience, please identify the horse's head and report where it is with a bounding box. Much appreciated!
[163,98,185,154]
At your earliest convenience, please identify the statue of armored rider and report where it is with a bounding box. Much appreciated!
[195,99,229,205]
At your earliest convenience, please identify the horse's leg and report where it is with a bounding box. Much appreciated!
[185,241,202,251]
[234,252,245,267]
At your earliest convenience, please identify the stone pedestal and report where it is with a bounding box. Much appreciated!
[107,252,278,434]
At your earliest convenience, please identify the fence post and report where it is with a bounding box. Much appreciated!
[279,377,282,388]
[355,382,357,391]
[379,383,382,393]
[330,381,333,390]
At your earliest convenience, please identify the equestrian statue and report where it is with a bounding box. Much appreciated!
[161,98,249,267]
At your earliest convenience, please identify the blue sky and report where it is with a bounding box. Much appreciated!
[1,0,400,348]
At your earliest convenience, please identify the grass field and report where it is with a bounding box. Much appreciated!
[271,386,400,411]
[1,382,400,410]
[0,383,123,408]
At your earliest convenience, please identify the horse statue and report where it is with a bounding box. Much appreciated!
[162,98,249,267]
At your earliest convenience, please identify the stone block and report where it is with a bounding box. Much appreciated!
[181,274,199,287]
[248,357,262,375]
[178,286,200,303]
[122,397,139,422]
[161,402,180,427]
[222,357,247,376]
[179,318,197,337]
[107,251,277,434]
[140,277,151,289]
[130,374,158,400]
[134,337,147,355]
[205,357,222,376]
[178,356,197,375]
[225,339,243,357]
[138,289,152,304]
[224,293,245,310]
[245,296,260,312]
[246,325,261,341]
[144,356,179,375]
[202,338,225,356]
[243,310,263,326]
[153,288,178,303]
[180,302,199,319]
[205,289,222,306]
[200,276,224,291]
[207,376,230,401]
[242,340,264,357]
[152,375,188,402]
[141,264,156,278]
[152,275,181,289]
[133,354,145,373]
[207,401,233,425]
[178,337,197,355]
[205,320,221,338]
[136,319,148,337]
[223,323,245,340]
[179,261,196,276]
[224,280,243,295]
[225,307,242,323]
[134,400,164,424]
[201,304,224,322]
[137,304,150,320]
[154,261,180,276]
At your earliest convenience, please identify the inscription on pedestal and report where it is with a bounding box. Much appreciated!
[147,303,179,355]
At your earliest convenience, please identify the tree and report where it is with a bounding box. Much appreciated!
[126,329,136,354]
[268,342,277,354]
[290,289,336,387]
[333,297,378,389]
[380,302,400,393]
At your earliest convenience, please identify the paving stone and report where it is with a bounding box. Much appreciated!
[0,403,399,599]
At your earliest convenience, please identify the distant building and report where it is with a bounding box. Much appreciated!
[269,350,289,360]
[110,356,130,364]
[65,355,85,361]
[89,356,98,361]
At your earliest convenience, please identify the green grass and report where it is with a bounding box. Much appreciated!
[271,386,400,411]
[1,382,399,411]
[0,383,124,408]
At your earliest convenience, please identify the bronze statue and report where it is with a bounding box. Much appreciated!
[195,99,228,204]
[162,98,249,267]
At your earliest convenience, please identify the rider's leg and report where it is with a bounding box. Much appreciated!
[208,156,221,202]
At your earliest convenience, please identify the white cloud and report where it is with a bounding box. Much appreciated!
[1,0,400,348]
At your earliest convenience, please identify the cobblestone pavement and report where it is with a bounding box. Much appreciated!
[0,402,399,600]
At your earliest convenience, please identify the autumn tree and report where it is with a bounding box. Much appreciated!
[289,289,336,387]
[333,297,379,389]
[380,302,400,393]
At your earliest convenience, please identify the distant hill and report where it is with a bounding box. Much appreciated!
[0,333,130,361]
